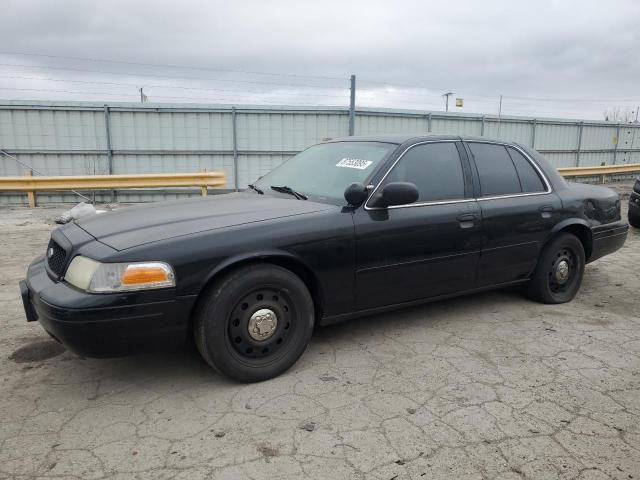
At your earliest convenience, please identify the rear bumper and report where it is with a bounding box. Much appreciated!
[21,257,196,357]
[589,220,629,263]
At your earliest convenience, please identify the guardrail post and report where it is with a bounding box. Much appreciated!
[576,121,584,167]
[232,106,239,191]
[103,104,115,203]
[613,123,621,164]
[200,169,208,196]
[481,116,486,136]
[531,119,537,148]
[25,170,36,207]
[427,113,432,133]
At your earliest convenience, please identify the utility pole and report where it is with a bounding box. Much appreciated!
[139,87,147,103]
[442,92,454,112]
[348,74,356,136]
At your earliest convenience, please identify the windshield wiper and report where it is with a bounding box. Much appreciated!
[247,184,264,194]
[270,185,308,200]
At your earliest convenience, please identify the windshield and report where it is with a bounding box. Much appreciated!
[252,141,396,204]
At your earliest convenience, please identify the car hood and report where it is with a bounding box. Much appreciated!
[75,192,335,251]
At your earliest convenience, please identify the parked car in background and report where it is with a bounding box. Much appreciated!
[629,177,640,227]
[20,135,629,382]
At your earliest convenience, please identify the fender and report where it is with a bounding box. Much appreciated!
[197,249,324,311]
[549,217,591,236]
[547,217,593,260]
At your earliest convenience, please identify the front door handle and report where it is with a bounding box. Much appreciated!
[539,205,554,218]
[457,213,476,228]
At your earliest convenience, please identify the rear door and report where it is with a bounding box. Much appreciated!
[465,141,562,286]
[353,141,482,310]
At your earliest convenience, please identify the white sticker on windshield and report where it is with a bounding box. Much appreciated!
[336,158,373,170]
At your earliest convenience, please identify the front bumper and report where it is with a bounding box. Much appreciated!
[20,256,196,357]
[589,220,629,263]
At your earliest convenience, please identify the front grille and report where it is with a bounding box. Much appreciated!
[47,239,67,276]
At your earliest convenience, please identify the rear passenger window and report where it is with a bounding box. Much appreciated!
[384,142,465,202]
[468,143,521,196]
[507,147,546,193]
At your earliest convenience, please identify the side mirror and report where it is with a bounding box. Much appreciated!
[344,182,369,206]
[371,182,419,207]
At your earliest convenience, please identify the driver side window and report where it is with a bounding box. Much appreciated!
[383,142,465,202]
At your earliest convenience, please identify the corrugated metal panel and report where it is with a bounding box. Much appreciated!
[534,123,580,150]
[356,114,428,135]
[581,125,617,150]
[0,108,106,149]
[543,153,577,168]
[432,118,482,136]
[618,126,639,154]
[0,153,108,176]
[576,152,612,167]
[616,149,640,164]
[109,111,233,150]
[236,112,347,150]
[483,120,534,145]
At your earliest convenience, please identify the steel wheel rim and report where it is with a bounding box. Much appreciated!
[548,247,576,294]
[227,288,293,359]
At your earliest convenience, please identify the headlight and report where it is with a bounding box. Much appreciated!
[65,256,175,293]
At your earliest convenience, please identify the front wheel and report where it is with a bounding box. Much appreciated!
[526,233,585,304]
[629,209,640,228]
[194,263,314,382]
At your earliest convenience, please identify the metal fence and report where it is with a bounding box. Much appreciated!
[1,100,639,204]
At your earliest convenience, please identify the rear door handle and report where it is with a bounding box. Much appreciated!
[457,213,476,228]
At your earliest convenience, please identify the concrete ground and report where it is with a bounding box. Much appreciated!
[1,194,639,480]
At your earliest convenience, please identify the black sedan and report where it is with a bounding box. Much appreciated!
[20,135,629,382]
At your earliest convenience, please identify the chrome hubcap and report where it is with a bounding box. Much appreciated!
[555,260,570,284]
[247,308,278,341]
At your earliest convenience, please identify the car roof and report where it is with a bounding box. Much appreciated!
[326,134,520,146]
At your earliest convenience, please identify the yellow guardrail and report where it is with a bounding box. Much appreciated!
[558,163,640,177]
[0,171,226,207]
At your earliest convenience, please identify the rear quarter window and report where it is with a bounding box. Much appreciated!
[507,147,546,193]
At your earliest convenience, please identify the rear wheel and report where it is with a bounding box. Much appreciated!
[194,264,314,382]
[526,233,585,304]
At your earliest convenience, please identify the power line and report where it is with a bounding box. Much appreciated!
[0,86,345,107]
[0,74,348,99]
[502,94,640,103]
[0,86,140,98]
[0,63,349,91]
[0,51,347,82]
[361,78,639,104]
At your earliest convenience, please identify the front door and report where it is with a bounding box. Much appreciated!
[353,141,483,310]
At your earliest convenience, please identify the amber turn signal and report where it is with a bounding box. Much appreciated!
[122,265,171,285]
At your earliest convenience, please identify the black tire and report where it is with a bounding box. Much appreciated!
[629,209,640,228]
[194,263,314,382]
[526,233,585,304]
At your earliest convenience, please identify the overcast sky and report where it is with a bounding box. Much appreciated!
[0,0,638,120]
